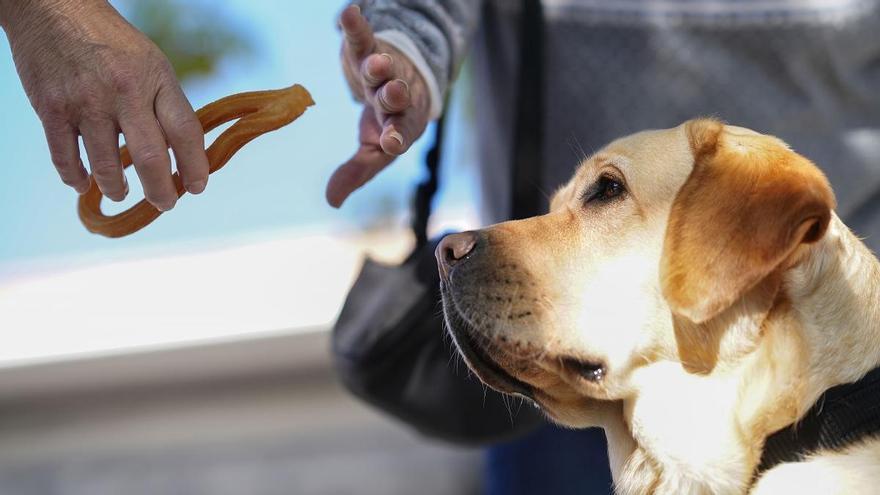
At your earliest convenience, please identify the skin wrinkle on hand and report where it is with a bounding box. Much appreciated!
[78,84,315,238]
[4,0,216,210]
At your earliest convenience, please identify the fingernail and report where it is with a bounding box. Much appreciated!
[153,196,177,212]
[365,57,388,83]
[397,78,409,93]
[389,130,404,147]
[380,53,393,66]
[108,177,128,202]
[186,179,207,195]
[351,4,360,14]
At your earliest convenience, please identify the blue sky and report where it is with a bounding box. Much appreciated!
[0,1,477,268]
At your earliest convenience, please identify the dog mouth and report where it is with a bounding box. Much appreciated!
[442,286,608,399]
[442,286,534,399]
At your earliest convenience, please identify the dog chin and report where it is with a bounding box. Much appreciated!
[440,296,534,400]
[441,293,623,429]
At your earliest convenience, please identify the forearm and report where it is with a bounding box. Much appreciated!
[354,0,482,117]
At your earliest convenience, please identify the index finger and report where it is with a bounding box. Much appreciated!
[340,4,375,61]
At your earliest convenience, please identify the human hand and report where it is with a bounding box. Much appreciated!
[1,0,209,211]
[326,4,432,208]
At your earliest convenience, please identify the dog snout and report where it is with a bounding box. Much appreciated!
[436,231,478,278]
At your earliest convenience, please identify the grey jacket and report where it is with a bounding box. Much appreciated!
[357,0,880,247]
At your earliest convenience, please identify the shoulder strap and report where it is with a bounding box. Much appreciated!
[511,0,545,220]
[411,0,544,244]
[412,115,445,250]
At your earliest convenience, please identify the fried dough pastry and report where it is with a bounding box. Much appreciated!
[78,84,314,238]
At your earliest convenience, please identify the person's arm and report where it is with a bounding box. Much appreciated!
[326,1,481,207]
[0,0,208,210]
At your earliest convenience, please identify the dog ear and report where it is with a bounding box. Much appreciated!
[660,119,835,324]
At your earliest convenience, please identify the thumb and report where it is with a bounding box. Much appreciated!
[328,106,396,207]
[326,145,396,208]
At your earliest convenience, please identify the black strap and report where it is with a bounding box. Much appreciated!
[757,366,880,474]
[511,0,545,220]
[412,115,445,250]
[411,0,544,243]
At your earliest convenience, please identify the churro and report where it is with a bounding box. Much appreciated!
[78,84,314,238]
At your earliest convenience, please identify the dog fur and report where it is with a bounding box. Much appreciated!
[438,119,880,494]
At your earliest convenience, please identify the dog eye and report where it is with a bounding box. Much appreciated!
[584,175,626,204]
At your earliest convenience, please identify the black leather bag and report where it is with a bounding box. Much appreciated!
[332,0,546,444]
[332,115,543,443]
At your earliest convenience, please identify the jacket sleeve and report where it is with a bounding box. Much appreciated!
[353,0,483,119]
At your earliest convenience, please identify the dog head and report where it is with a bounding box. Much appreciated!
[438,119,835,427]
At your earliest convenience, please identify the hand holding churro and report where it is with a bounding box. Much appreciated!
[1,0,209,209]
[78,84,314,238]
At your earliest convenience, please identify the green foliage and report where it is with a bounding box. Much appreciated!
[125,0,252,83]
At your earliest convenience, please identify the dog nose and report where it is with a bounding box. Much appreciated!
[436,232,478,274]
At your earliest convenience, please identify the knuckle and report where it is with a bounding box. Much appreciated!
[90,159,121,176]
[156,57,177,78]
[37,92,70,120]
[74,92,113,121]
[79,108,114,123]
[71,81,106,110]
[50,155,75,172]
[169,116,204,143]
[136,149,170,170]
[53,165,78,183]
[106,66,139,94]
[60,174,86,188]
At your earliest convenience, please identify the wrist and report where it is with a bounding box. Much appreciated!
[0,0,21,30]
[1,0,97,34]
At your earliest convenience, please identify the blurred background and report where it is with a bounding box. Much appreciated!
[0,1,484,494]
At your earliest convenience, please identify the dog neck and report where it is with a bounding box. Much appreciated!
[785,213,880,394]
[734,213,880,442]
[612,214,880,495]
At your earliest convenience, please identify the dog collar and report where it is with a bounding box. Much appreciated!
[757,366,880,474]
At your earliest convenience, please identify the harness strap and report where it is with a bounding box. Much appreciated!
[757,366,880,474]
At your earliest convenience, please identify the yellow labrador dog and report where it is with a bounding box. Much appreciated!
[437,118,880,494]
